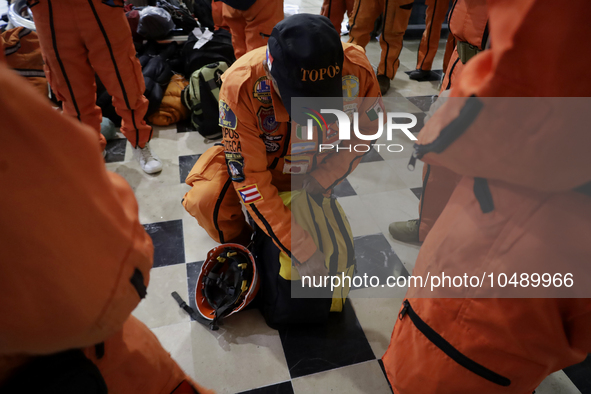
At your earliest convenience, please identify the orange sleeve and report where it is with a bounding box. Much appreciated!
[219,91,317,264]
[0,62,153,355]
[311,62,383,191]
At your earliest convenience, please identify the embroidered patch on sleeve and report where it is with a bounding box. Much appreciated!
[257,106,279,134]
[342,75,360,102]
[225,152,245,182]
[253,76,272,104]
[219,100,237,130]
[238,184,263,204]
[365,98,384,122]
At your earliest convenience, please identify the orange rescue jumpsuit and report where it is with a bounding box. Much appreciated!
[221,0,284,59]
[183,43,381,264]
[415,0,450,72]
[1,27,48,97]
[321,0,355,32]
[0,55,210,394]
[348,0,414,79]
[212,0,230,31]
[417,0,487,242]
[383,0,591,392]
[30,0,152,151]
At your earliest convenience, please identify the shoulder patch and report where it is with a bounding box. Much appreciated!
[219,100,237,130]
[225,152,245,182]
[342,75,360,102]
[238,184,263,204]
[253,76,272,104]
[257,106,279,134]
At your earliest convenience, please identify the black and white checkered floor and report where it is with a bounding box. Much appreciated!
[102,27,590,394]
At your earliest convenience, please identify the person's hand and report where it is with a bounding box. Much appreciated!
[296,249,328,286]
[302,175,325,195]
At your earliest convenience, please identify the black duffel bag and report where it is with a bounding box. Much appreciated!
[181,27,235,77]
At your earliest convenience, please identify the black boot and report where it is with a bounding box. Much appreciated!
[377,74,391,95]
[408,69,434,81]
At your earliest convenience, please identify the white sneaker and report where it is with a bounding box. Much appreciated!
[133,142,163,174]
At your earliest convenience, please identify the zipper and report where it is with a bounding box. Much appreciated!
[406,97,484,171]
[399,300,511,387]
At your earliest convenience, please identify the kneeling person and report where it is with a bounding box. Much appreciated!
[183,14,381,325]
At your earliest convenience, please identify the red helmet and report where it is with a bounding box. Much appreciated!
[195,243,259,330]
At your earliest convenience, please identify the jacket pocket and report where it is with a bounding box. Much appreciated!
[399,300,511,387]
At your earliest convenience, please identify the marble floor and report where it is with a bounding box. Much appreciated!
[99,2,591,394]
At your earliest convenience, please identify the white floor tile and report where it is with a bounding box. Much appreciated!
[182,214,221,263]
[190,310,290,393]
[292,360,392,394]
[133,264,191,329]
[536,370,581,394]
[337,195,381,237]
[349,297,404,358]
[151,321,194,378]
[347,161,408,195]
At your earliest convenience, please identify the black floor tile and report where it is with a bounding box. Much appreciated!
[404,70,444,82]
[104,138,126,163]
[405,95,438,112]
[236,381,295,394]
[563,355,591,394]
[279,301,375,379]
[378,359,394,394]
[176,118,197,133]
[179,154,201,183]
[333,178,357,198]
[410,187,422,200]
[353,234,409,288]
[360,148,385,163]
[143,220,185,267]
[186,261,205,322]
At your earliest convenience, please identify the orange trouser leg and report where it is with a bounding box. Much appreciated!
[440,47,463,91]
[348,0,384,49]
[383,298,588,394]
[442,32,456,73]
[81,0,152,149]
[31,0,106,151]
[84,316,213,394]
[415,0,449,71]
[417,164,461,242]
[182,146,247,243]
[223,4,248,58]
[321,0,347,31]
[212,0,228,30]
[377,0,414,79]
[243,0,283,54]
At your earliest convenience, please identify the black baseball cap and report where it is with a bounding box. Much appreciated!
[267,14,344,123]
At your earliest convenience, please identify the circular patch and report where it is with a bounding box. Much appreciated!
[253,76,272,104]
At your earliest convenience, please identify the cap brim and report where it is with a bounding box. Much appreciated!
[281,77,343,125]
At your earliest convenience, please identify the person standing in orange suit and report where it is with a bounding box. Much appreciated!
[408,0,451,81]
[348,0,414,95]
[382,0,591,392]
[220,0,284,59]
[389,0,487,243]
[30,0,163,174]
[0,49,211,393]
[321,0,355,32]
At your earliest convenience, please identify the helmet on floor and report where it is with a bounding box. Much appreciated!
[195,243,259,330]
